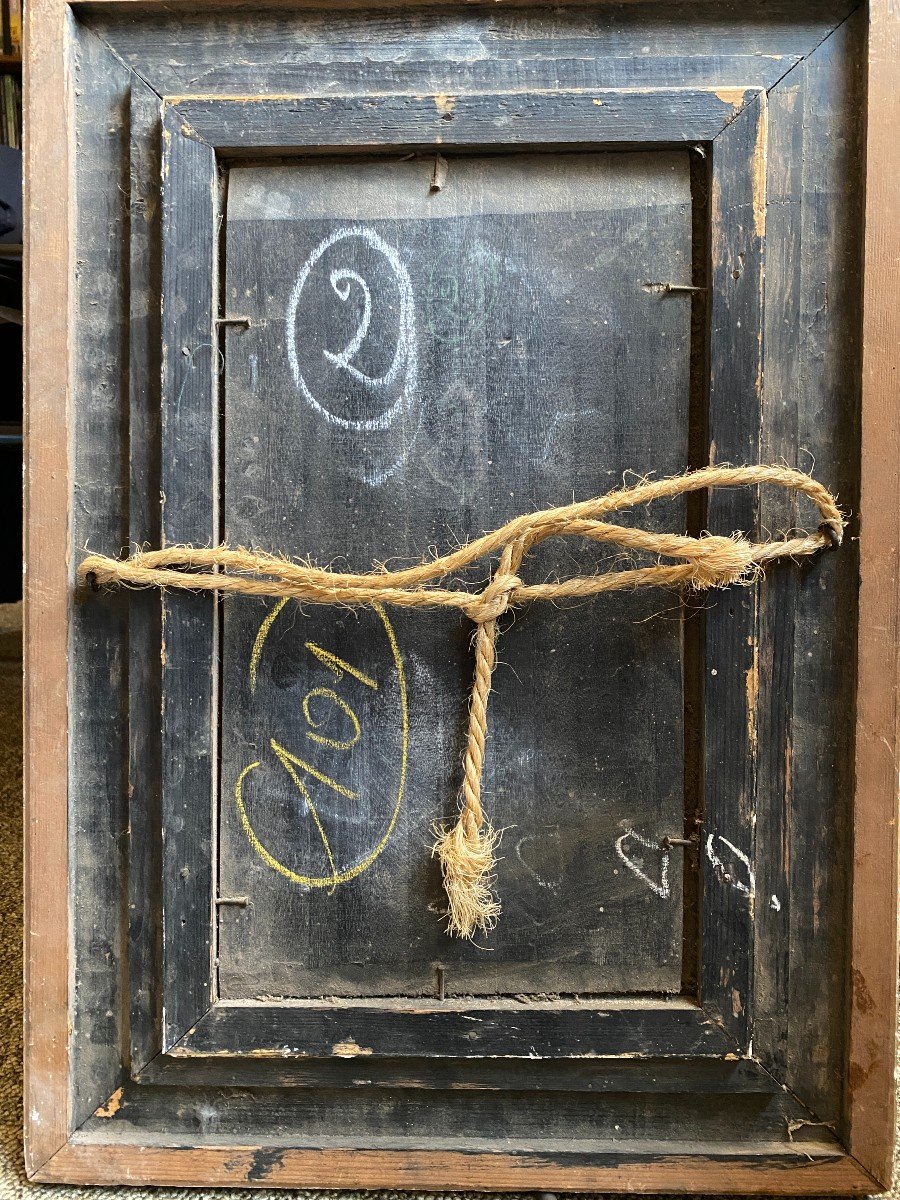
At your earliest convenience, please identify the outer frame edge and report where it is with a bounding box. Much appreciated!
[22,0,75,1176]
[846,0,900,1188]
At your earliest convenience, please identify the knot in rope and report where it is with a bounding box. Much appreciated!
[684,534,760,589]
[76,463,843,940]
[465,571,523,624]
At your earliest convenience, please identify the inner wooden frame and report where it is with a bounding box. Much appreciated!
[141,87,764,1062]
[23,2,899,1191]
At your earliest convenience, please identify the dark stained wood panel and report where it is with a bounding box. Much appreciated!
[89,3,855,101]
[217,150,694,998]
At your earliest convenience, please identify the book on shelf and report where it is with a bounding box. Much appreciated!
[8,0,19,55]
[0,75,18,148]
[1,0,20,55]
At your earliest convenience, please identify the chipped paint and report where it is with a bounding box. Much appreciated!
[714,87,749,108]
[746,650,759,759]
[331,1039,373,1058]
[434,93,457,119]
[751,98,768,239]
[93,1087,124,1119]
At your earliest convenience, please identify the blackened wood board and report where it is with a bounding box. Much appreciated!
[219,151,692,997]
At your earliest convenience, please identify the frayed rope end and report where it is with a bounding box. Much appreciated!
[432,820,501,939]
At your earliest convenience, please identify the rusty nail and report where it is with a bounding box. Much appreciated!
[818,521,841,551]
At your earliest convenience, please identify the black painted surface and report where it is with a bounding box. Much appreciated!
[128,78,165,1074]
[218,151,693,998]
[159,108,218,1047]
[62,1,866,1155]
[700,95,766,1047]
[175,998,733,1058]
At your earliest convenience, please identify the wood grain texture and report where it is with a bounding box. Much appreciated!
[128,77,165,1076]
[751,49,805,1087]
[22,0,72,1175]
[135,1052,783,1092]
[172,88,753,150]
[744,9,868,1142]
[76,1073,813,1138]
[67,24,133,1133]
[85,0,855,9]
[88,3,853,100]
[848,0,900,1185]
[24,0,896,1190]
[780,9,865,1134]
[701,92,766,1048]
[218,151,691,1000]
[159,106,218,1048]
[172,998,733,1058]
[32,1139,878,1193]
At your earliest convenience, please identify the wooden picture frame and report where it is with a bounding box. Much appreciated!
[24,0,899,1190]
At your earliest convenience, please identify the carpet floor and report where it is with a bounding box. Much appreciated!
[0,649,895,1198]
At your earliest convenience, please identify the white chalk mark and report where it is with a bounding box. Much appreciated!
[286,225,418,433]
[615,828,670,899]
[705,832,755,898]
[770,894,781,912]
[516,830,559,891]
[322,270,372,373]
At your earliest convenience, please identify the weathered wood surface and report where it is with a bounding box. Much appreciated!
[173,89,752,149]
[127,77,164,1075]
[68,29,133,1131]
[701,93,766,1046]
[33,1141,875,1194]
[23,0,75,1172]
[158,107,218,1047]
[752,9,865,1135]
[219,151,692,998]
[849,0,900,1184]
[136,1052,782,1092]
[90,3,854,101]
[174,998,730,1058]
[75,1072,821,1148]
[25,1,890,1190]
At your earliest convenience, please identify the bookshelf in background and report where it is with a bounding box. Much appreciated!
[0,0,20,148]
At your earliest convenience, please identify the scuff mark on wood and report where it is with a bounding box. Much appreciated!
[714,87,750,108]
[331,1040,374,1058]
[93,1087,124,1119]
[247,1147,286,1182]
[433,93,456,120]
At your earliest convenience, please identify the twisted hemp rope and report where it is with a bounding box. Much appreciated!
[79,463,843,939]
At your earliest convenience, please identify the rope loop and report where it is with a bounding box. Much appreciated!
[77,463,844,939]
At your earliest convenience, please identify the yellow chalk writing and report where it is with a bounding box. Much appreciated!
[249,597,287,695]
[303,686,361,750]
[269,737,358,800]
[270,740,340,891]
[305,640,378,691]
[234,602,408,890]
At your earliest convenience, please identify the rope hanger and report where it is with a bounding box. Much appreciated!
[80,463,843,939]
